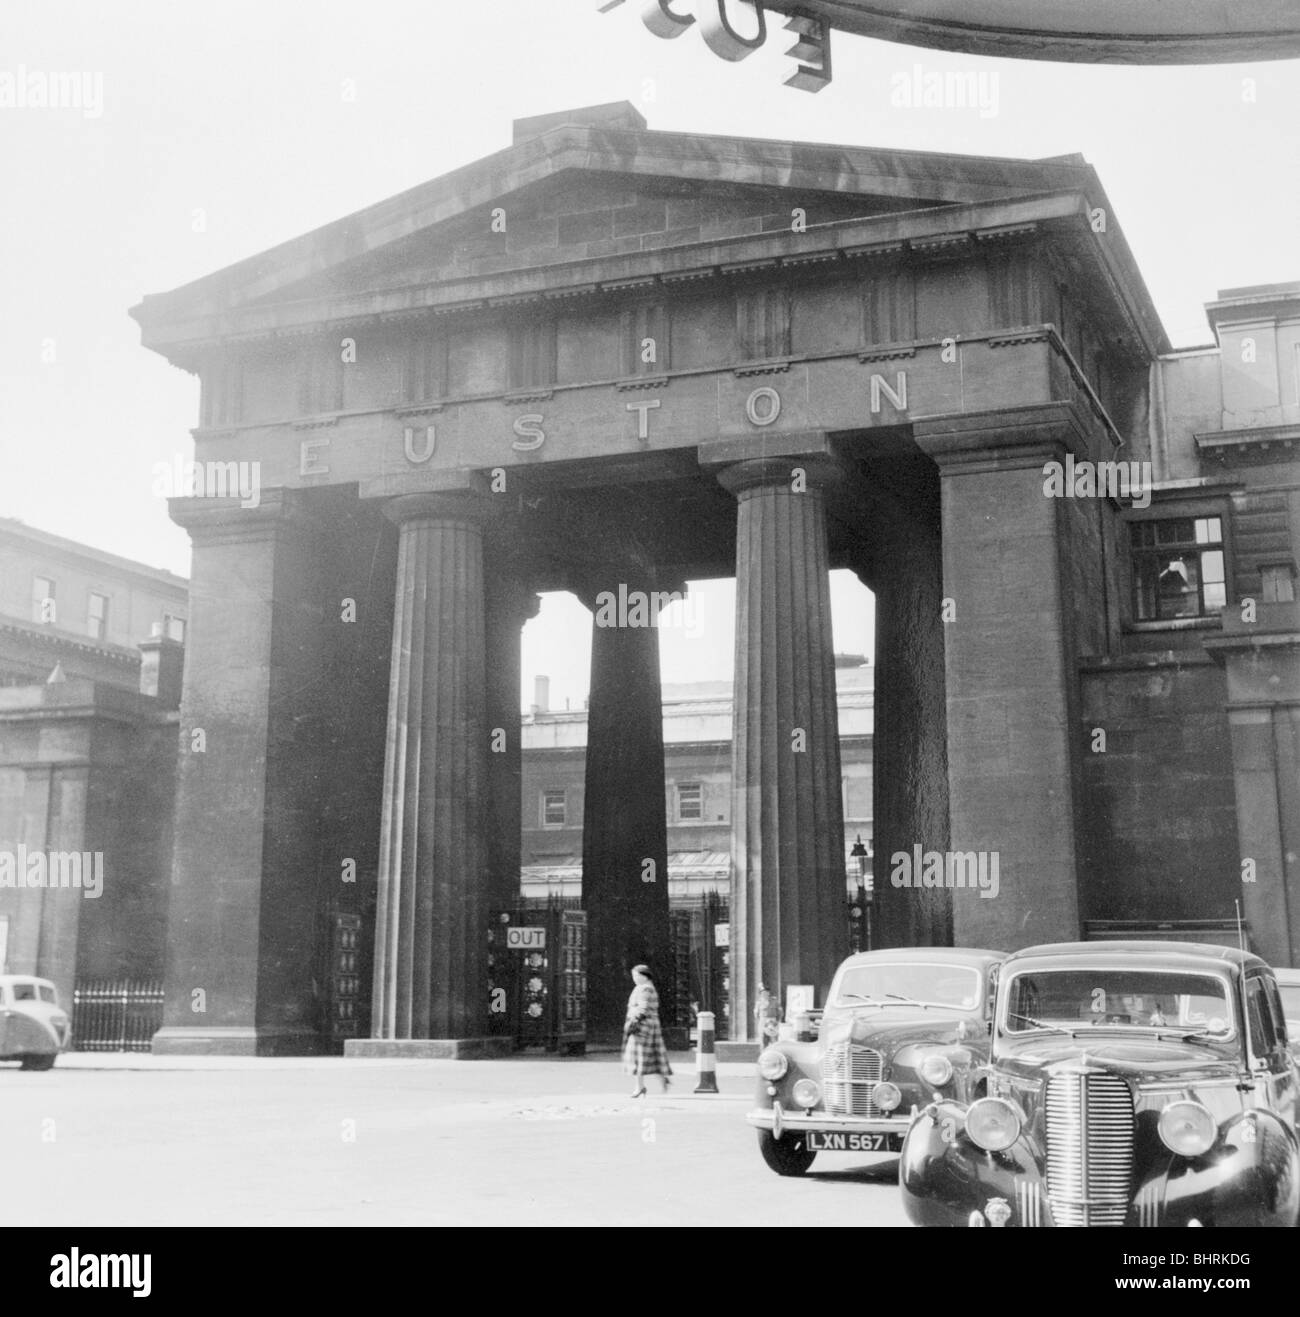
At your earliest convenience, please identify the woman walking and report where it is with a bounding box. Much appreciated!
[623,964,672,1096]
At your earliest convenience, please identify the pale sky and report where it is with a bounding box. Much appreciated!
[2,0,1295,706]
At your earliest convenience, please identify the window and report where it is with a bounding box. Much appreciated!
[509,317,557,391]
[88,591,109,639]
[163,614,186,643]
[677,783,703,821]
[31,575,55,624]
[541,789,566,827]
[403,329,447,403]
[621,303,669,376]
[201,354,244,427]
[737,286,791,360]
[1004,969,1233,1037]
[299,338,344,414]
[1130,516,1226,620]
[1246,976,1280,1057]
[1261,564,1296,604]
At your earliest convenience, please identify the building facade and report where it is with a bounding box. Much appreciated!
[0,523,185,1010]
[129,102,1300,1052]
[0,516,187,692]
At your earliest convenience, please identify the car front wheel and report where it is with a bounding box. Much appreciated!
[19,1054,56,1071]
[758,1129,816,1176]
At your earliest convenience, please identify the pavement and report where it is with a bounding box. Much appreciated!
[0,1050,910,1227]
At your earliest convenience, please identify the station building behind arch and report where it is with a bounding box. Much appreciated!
[0,103,1297,1053]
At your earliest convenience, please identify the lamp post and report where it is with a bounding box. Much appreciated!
[849,834,870,951]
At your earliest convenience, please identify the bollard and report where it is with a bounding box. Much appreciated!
[693,1010,719,1094]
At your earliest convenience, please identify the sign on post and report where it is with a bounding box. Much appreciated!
[506,926,547,950]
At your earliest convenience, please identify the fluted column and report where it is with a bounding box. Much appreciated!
[361,489,498,1055]
[721,455,846,1039]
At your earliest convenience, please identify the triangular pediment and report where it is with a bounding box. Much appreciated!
[133,103,1105,338]
[266,169,944,306]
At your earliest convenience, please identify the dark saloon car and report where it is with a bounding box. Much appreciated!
[747,947,1007,1176]
[901,941,1300,1227]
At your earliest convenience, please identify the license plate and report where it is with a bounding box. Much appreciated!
[805,1131,900,1153]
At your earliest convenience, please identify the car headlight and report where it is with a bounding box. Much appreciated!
[965,1098,1021,1152]
[1158,1101,1216,1157]
[872,1081,902,1112]
[919,1053,954,1087]
[757,1048,788,1080]
[792,1078,820,1109]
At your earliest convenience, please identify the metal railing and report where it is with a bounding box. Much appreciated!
[72,978,164,1052]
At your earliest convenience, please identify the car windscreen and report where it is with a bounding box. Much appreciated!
[1003,968,1234,1038]
[11,982,37,1001]
[834,963,981,1010]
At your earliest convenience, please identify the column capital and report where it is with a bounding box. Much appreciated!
[698,429,832,472]
[168,487,315,547]
[383,476,495,529]
[570,566,688,615]
[716,452,844,501]
[912,400,1099,473]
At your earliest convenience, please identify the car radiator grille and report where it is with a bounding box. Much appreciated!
[1045,1072,1135,1226]
[821,1044,884,1116]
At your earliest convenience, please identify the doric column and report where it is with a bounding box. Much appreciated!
[720,454,846,1039]
[358,486,502,1056]
[154,489,327,1055]
[579,571,673,1041]
[483,559,541,913]
[913,403,1097,950]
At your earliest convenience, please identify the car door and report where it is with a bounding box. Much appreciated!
[1245,972,1297,1125]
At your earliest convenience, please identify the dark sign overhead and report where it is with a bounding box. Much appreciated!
[600,0,1300,73]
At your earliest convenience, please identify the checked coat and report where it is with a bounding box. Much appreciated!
[622,982,673,1077]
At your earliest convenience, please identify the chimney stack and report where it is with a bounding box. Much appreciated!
[533,675,550,715]
[139,634,185,709]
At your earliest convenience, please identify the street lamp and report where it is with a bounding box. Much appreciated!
[849,834,870,951]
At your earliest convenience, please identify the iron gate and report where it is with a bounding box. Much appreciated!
[72,978,164,1052]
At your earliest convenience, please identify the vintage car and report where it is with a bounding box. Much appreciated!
[901,941,1300,1227]
[0,975,70,1070]
[747,947,1007,1176]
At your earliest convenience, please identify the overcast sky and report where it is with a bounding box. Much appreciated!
[2,0,1296,706]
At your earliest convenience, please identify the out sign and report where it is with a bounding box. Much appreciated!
[506,926,547,950]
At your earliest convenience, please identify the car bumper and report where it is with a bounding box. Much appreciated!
[746,1105,910,1137]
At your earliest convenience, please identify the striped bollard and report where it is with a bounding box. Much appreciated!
[693,1011,719,1094]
